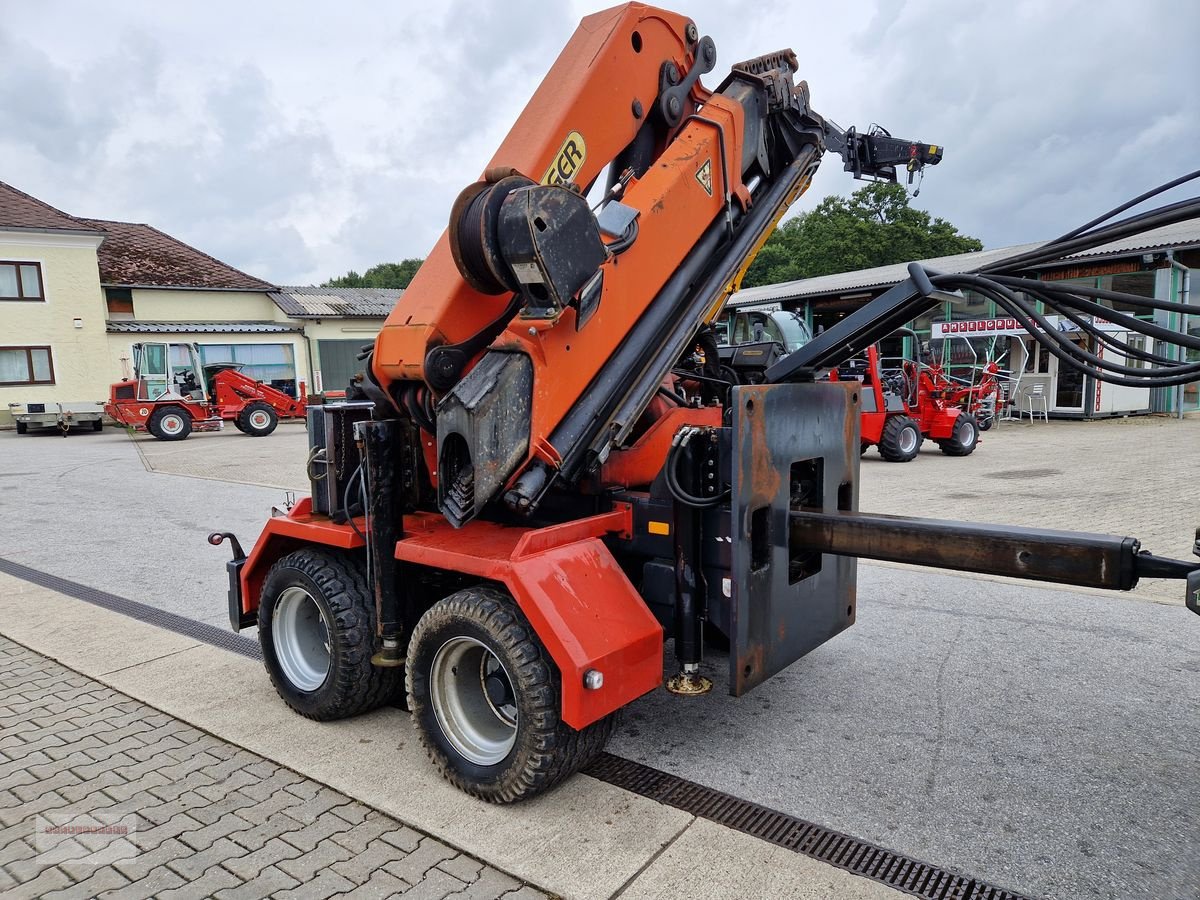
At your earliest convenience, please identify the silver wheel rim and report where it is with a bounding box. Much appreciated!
[250,410,270,429]
[273,587,331,692]
[959,419,976,447]
[161,414,184,435]
[430,636,517,766]
[899,425,918,454]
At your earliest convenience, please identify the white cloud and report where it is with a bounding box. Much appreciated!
[2,0,1196,282]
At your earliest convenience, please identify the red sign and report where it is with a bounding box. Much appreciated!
[931,318,1027,338]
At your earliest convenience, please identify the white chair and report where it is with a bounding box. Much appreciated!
[1025,383,1049,422]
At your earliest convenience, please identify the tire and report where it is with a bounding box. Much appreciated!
[878,414,922,462]
[92,419,104,432]
[238,401,278,437]
[978,415,994,432]
[407,585,616,803]
[232,419,247,433]
[938,413,980,457]
[15,422,27,435]
[147,406,192,441]
[258,548,399,720]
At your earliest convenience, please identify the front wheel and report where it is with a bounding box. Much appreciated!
[15,421,27,435]
[148,406,192,441]
[938,413,980,456]
[238,401,278,437]
[878,414,922,462]
[407,586,615,803]
[258,548,399,720]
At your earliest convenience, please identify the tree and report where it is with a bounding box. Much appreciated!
[323,258,423,289]
[741,183,982,288]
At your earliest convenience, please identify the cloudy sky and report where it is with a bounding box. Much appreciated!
[3,0,1196,285]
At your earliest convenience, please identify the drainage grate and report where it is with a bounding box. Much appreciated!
[583,753,1035,900]
[4,556,1035,899]
[0,556,262,660]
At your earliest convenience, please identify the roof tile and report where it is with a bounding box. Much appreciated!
[77,218,274,290]
[0,180,102,234]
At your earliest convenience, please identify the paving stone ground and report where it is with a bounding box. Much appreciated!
[0,636,549,900]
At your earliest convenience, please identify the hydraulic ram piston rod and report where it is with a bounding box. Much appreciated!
[790,509,1200,600]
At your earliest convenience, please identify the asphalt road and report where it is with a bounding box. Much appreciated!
[1,427,1197,900]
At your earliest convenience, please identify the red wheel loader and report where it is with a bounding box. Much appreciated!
[834,335,979,462]
[210,4,1200,804]
[105,341,306,441]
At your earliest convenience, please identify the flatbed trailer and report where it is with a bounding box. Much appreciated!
[8,401,105,436]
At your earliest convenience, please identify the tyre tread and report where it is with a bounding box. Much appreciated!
[259,548,399,721]
[407,586,615,803]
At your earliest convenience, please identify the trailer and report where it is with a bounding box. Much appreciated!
[8,401,105,436]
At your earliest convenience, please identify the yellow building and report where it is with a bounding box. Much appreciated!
[1,181,398,428]
[0,184,109,425]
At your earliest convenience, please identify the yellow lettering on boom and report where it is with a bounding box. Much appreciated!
[542,132,587,186]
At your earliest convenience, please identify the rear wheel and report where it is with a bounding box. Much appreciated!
[148,406,192,441]
[878,414,922,462]
[15,422,27,435]
[238,401,278,437]
[258,548,399,720]
[407,585,615,803]
[92,419,104,432]
[978,414,994,432]
[938,413,979,456]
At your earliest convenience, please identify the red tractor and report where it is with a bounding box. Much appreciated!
[924,356,1005,430]
[834,335,979,461]
[105,341,306,441]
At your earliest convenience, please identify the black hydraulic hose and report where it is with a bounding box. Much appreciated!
[1026,286,1200,355]
[933,274,1200,387]
[343,464,366,542]
[1050,169,1200,244]
[991,273,1200,315]
[664,438,725,509]
[978,198,1200,274]
[1045,299,1181,366]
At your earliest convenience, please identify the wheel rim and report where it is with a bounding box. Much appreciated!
[161,414,184,435]
[959,419,977,447]
[249,410,270,429]
[273,586,331,692]
[430,636,518,766]
[898,425,918,454]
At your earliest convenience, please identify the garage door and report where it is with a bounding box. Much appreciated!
[317,340,371,394]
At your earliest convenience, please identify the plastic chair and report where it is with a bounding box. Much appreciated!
[1025,383,1049,422]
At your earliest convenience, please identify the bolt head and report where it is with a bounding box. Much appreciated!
[685,22,698,42]
[583,669,604,690]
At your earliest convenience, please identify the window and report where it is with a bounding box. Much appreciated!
[1125,334,1147,370]
[0,261,45,301]
[0,346,54,384]
[198,342,297,395]
[1023,338,1050,374]
[105,288,134,317]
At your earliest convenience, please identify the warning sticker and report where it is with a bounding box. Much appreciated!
[695,159,713,196]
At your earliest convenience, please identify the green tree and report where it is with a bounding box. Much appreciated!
[323,258,424,289]
[741,183,982,288]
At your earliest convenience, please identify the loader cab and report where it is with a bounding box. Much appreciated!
[131,342,207,403]
[717,307,814,383]
[730,308,813,353]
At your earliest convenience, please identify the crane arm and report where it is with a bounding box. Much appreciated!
[369,3,942,527]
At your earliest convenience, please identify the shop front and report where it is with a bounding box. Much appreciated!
[930,316,1153,419]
